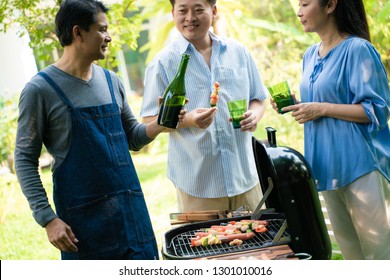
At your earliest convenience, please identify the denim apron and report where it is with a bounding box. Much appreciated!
[38,70,159,260]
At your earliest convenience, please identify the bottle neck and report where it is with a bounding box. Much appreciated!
[175,55,189,80]
[167,54,189,96]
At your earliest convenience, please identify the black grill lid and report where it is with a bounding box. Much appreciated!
[252,128,332,260]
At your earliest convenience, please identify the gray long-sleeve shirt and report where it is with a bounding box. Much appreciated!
[14,64,152,227]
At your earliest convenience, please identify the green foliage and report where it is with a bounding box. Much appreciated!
[366,1,390,71]
[0,173,18,224]
[0,170,59,259]
[0,0,142,69]
[100,0,142,69]
[0,0,61,63]
[137,0,173,63]
[0,95,18,171]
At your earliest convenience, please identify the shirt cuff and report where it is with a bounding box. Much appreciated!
[33,206,58,228]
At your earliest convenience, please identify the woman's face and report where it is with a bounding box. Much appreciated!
[297,0,330,33]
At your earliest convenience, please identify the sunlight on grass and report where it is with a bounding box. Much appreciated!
[0,172,59,259]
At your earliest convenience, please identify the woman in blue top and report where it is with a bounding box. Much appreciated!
[272,0,390,259]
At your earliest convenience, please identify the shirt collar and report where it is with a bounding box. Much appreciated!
[176,31,228,54]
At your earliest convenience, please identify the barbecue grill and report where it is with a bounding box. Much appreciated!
[162,127,332,260]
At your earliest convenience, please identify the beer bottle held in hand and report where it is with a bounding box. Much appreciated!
[157,53,190,128]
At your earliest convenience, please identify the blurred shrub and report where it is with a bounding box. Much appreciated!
[0,94,18,173]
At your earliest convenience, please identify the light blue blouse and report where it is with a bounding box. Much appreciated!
[141,32,268,198]
[300,36,390,191]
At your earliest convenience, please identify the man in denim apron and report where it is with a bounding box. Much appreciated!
[15,0,181,259]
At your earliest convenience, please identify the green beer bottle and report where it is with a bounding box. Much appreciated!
[157,53,190,128]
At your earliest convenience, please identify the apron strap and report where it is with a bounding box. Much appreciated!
[38,72,74,108]
[103,69,117,104]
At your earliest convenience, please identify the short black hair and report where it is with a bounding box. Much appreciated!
[55,0,109,47]
[169,0,217,8]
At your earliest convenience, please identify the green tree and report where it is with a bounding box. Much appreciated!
[0,0,142,69]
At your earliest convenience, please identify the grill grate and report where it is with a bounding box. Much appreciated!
[165,219,290,259]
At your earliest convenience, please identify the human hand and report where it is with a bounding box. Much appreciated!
[237,110,258,132]
[158,96,188,124]
[45,218,79,253]
[269,97,278,113]
[286,102,324,124]
[185,107,217,129]
[177,107,187,124]
[270,93,299,114]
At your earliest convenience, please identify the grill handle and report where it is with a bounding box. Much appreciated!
[266,127,277,147]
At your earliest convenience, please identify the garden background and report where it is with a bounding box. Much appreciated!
[0,0,389,260]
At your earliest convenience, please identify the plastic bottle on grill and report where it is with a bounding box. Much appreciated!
[157,53,190,128]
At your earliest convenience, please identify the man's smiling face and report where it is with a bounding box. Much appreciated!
[172,0,216,44]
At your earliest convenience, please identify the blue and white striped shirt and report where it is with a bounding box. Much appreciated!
[141,32,268,198]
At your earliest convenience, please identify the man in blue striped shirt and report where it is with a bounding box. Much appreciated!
[141,0,268,212]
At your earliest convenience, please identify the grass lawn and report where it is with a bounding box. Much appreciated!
[0,172,60,259]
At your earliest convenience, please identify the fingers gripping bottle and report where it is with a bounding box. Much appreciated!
[157,53,190,128]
